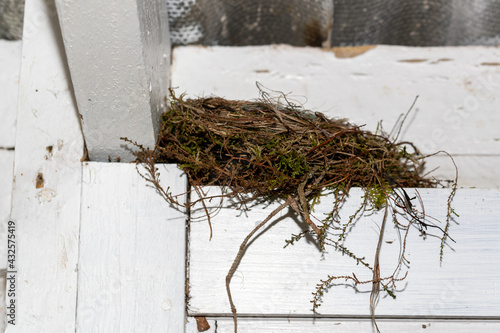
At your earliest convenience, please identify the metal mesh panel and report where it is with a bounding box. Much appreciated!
[167,0,334,46]
[1,0,499,46]
[331,0,500,46]
[331,0,454,46]
[167,0,500,47]
[448,1,500,45]
[0,0,24,40]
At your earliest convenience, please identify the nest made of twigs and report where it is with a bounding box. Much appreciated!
[145,89,434,204]
[125,87,456,333]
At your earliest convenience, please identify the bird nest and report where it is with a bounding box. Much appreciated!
[124,87,457,333]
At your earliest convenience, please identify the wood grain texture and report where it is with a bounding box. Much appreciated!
[188,187,500,318]
[211,317,500,333]
[185,316,500,333]
[171,45,500,189]
[6,0,84,331]
[78,162,187,332]
[0,32,21,333]
[0,40,21,148]
[0,151,13,333]
[0,150,14,268]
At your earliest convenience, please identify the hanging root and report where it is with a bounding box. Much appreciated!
[225,196,294,332]
[123,86,457,333]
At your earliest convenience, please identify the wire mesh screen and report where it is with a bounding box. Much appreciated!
[331,0,500,46]
[167,0,334,46]
[0,0,24,40]
[167,0,500,47]
[1,0,499,45]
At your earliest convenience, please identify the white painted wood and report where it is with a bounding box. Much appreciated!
[188,187,500,318]
[0,150,14,332]
[0,40,22,148]
[0,273,6,332]
[171,45,500,188]
[212,318,500,332]
[423,155,500,190]
[55,0,171,162]
[5,0,84,330]
[185,317,216,333]
[78,162,187,332]
[186,316,500,332]
[0,38,20,333]
[0,150,14,267]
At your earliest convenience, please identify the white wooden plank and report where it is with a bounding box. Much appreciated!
[0,40,21,148]
[0,150,14,267]
[0,150,14,332]
[212,317,500,333]
[55,0,171,162]
[188,187,500,318]
[171,45,500,186]
[78,162,187,332]
[0,38,20,333]
[0,273,6,332]
[424,155,500,190]
[5,0,84,331]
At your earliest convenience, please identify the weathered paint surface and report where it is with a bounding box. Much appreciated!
[0,32,21,333]
[188,187,500,318]
[55,0,171,162]
[0,40,21,148]
[2,11,500,331]
[204,318,500,333]
[5,0,84,331]
[78,163,187,332]
[172,45,500,189]
[174,44,500,331]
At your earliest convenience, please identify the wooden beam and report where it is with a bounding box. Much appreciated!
[0,30,22,333]
[0,150,14,267]
[78,163,187,331]
[6,0,84,330]
[55,0,171,162]
[203,317,500,332]
[188,187,500,318]
[0,150,14,331]
[0,40,21,148]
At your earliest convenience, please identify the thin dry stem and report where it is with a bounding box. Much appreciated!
[123,88,457,333]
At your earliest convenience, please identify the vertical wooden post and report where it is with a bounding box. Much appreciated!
[0,39,22,332]
[6,0,84,331]
[78,163,187,332]
[0,40,21,148]
[55,0,171,162]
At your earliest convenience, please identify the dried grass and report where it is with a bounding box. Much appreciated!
[123,86,456,333]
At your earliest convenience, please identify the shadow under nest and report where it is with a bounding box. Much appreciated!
[124,87,457,333]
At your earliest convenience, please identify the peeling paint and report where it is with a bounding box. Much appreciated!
[481,62,500,66]
[194,316,211,331]
[430,58,453,64]
[36,188,56,204]
[35,172,44,188]
[398,59,427,63]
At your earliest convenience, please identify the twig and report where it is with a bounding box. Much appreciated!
[370,204,389,333]
[226,196,294,333]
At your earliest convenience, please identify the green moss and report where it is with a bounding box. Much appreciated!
[367,183,391,210]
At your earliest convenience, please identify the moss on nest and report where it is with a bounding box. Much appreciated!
[124,87,456,333]
[152,90,434,199]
